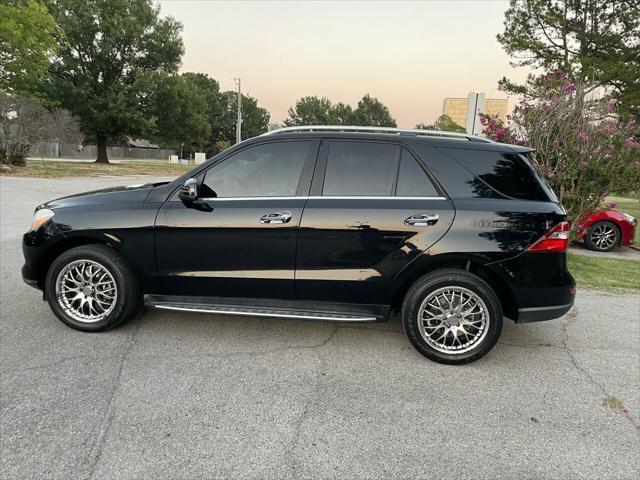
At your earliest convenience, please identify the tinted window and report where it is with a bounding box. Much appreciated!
[410,144,499,199]
[202,141,311,197]
[396,149,439,197]
[519,152,559,202]
[323,142,399,196]
[441,148,551,201]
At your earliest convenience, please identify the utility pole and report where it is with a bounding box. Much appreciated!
[465,92,485,136]
[234,77,242,144]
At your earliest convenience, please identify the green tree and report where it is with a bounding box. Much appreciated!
[40,0,183,163]
[285,94,396,127]
[352,94,397,127]
[174,72,225,154]
[331,102,354,125]
[284,96,335,126]
[497,0,640,117]
[434,114,465,133]
[415,114,466,133]
[0,0,58,95]
[212,91,270,146]
[148,73,210,155]
[237,93,270,140]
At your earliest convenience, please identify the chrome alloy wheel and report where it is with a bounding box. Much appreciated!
[589,223,617,250]
[55,259,118,323]
[417,286,489,354]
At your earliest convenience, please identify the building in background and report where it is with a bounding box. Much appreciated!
[442,94,508,135]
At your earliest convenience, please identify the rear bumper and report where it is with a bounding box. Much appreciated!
[490,251,576,323]
[517,302,573,323]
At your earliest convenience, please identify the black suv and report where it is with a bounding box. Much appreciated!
[22,126,575,364]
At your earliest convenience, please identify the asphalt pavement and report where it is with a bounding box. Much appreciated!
[1,175,639,479]
[569,243,640,260]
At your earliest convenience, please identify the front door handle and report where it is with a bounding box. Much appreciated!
[260,211,292,224]
[404,213,439,227]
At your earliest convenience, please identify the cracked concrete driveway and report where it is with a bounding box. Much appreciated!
[1,175,639,479]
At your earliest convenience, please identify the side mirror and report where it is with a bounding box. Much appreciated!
[178,177,198,203]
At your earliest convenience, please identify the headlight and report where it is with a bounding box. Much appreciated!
[622,213,636,225]
[30,208,55,231]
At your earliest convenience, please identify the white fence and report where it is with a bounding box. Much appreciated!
[29,142,176,160]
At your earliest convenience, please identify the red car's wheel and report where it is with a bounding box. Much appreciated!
[584,221,620,252]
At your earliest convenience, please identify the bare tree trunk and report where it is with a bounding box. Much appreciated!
[95,135,109,164]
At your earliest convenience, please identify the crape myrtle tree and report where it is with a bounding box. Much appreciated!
[498,0,640,118]
[284,94,396,127]
[480,70,640,233]
[40,0,184,163]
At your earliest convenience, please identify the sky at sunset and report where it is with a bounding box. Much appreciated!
[157,0,531,127]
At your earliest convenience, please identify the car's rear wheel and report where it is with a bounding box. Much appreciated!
[585,221,620,252]
[45,244,140,332]
[402,269,503,365]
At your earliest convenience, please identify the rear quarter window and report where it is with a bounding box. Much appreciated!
[439,148,552,201]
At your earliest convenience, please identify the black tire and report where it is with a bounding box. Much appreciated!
[584,221,620,252]
[44,244,140,332]
[402,269,503,365]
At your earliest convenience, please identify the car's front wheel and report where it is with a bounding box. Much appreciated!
[45,244,140,332]
[584,221,620,252]
[402,269,503,365]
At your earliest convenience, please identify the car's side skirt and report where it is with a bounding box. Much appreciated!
[144,295,389,323]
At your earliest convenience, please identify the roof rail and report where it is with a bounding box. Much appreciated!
[261,125,493,143]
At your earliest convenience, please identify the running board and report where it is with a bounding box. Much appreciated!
[144,295,385,323]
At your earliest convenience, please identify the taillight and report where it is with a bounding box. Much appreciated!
[527,221,570,253]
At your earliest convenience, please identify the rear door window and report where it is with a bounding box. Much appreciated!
[395,149,439,197]
[322,141,400,196]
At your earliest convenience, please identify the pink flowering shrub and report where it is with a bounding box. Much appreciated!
[482,70,640,233]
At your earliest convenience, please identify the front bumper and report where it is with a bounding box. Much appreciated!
[22,221,66,291]
[621,219,637,246]
[22,263,42,290]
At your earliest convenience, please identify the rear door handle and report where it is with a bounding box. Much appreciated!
[404,213,439,227]
[260,211,292,224]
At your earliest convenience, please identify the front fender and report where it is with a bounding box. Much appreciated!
[22,203,161,291]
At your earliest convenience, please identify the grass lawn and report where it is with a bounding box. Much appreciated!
[568,253,640,292]
[606,195,640,244]
[1,159,192,178]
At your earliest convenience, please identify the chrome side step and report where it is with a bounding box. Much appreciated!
[151,303,378,322]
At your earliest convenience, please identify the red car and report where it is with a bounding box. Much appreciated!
[577,209,637,252]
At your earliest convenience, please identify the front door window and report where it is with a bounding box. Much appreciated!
[202,141,313,198]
